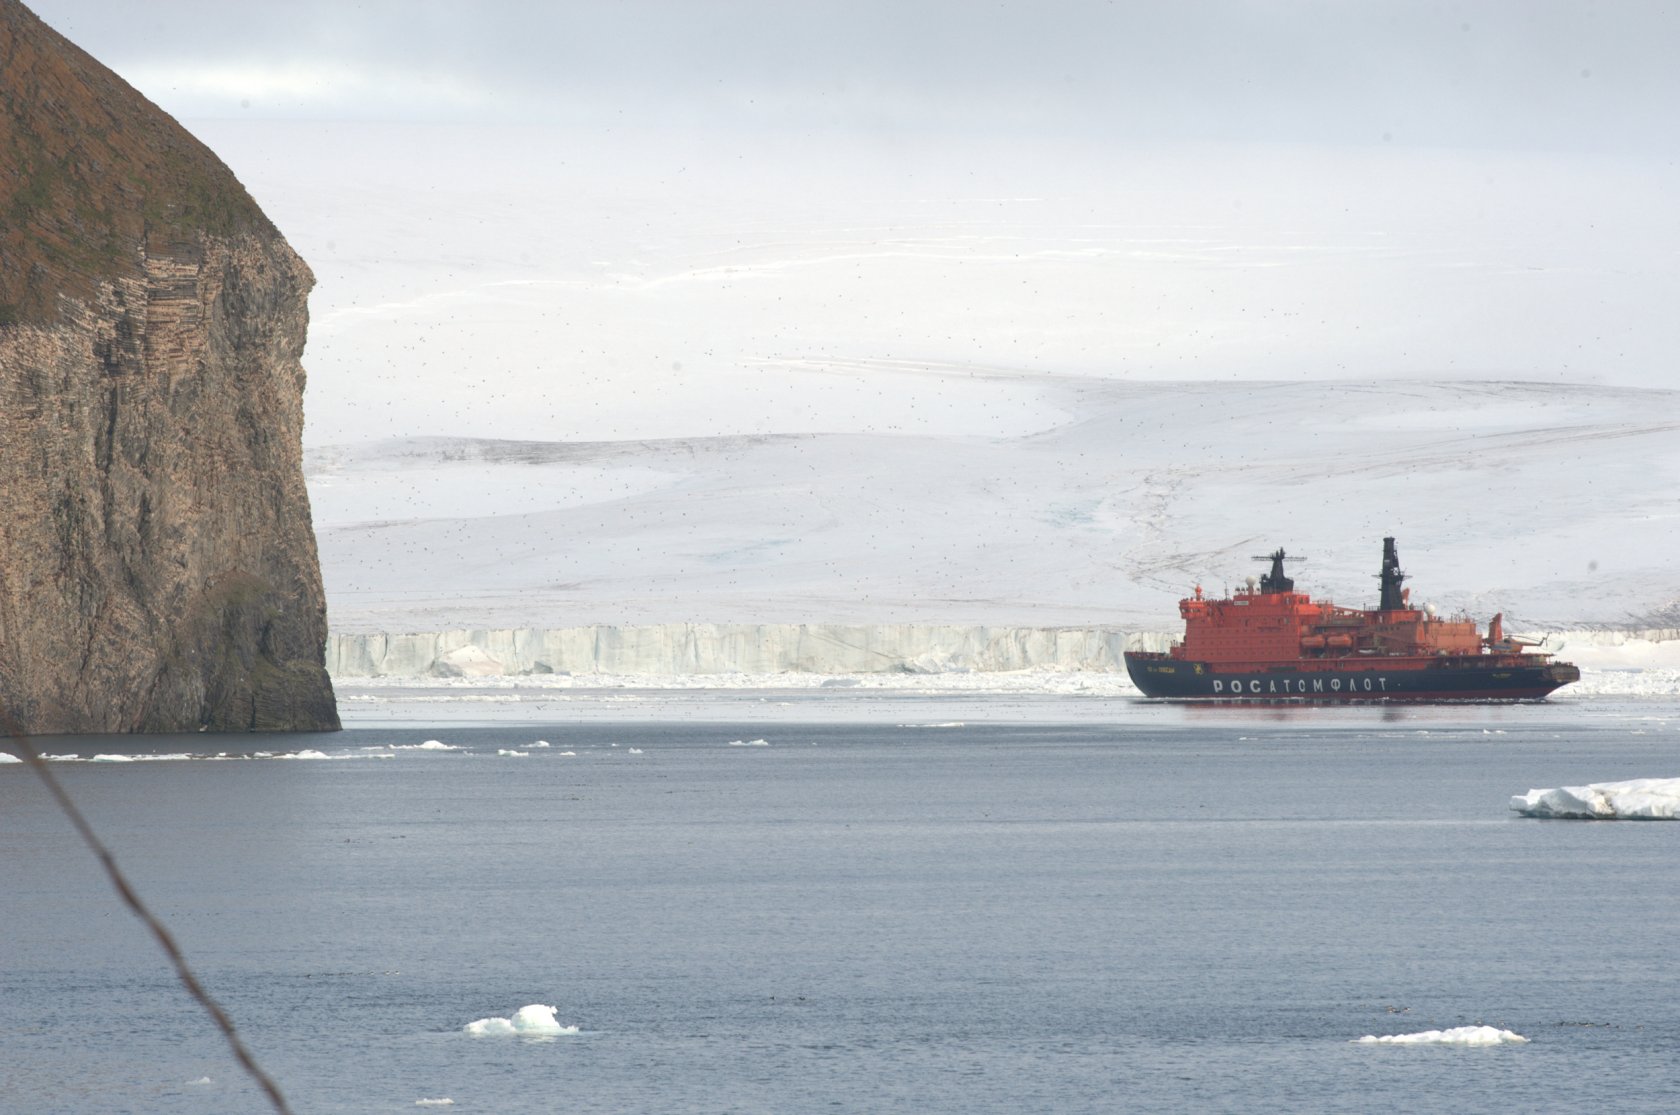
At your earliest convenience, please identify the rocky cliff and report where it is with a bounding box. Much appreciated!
[0,0,338,731]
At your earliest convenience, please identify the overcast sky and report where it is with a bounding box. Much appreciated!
[26,0,1680,158]
[20,1,1679,449]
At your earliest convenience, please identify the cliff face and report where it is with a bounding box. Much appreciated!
[0,1,338,731]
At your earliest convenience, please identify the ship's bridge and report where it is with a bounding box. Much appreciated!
[1177,583,1333,664]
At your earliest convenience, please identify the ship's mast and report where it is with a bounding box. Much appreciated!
[1377,536,1406,612]
[1256,548,1295,594]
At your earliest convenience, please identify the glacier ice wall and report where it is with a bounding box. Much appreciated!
[322,624,1680,681]
[326,624,1175,678]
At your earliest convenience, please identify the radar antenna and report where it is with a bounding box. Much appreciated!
[1249,547,1306,594]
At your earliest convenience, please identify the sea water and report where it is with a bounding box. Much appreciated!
[3,696,1678,1113]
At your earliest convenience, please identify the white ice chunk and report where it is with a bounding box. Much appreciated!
[1356,1025,1529,1045]
[463,1003,578,1037]
[497,749,529,757]
[415,1100,454,1107]
[0,753,21,764]
[431,644,506,678]
[728,738,770,747]
[90,753,192,762]
[1510,777,1680,820]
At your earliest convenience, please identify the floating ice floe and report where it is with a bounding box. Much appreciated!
[26,752,178,763]
[728,738,770,747]
[0,753,21,764]
[374,740,463,754]
[185,1076,212,1086]
[497,749,529,757]
[1356,1026,1528,1045]
[1510,777,1680,820]
[415,1100,454,1108]
[90,753,193,762]
[463,1003,578,1037]
[627,748,643,754]
[532,740,551,748]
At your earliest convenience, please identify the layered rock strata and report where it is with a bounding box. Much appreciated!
[0,0,338,731]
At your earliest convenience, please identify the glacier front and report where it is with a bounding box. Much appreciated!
[327,624,1172,678]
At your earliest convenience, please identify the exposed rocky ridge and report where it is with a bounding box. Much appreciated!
[0,0,338,731]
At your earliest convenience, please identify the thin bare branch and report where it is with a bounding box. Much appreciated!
[5,722,294,1115]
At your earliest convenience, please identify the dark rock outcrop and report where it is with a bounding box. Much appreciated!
[0,0,338,731]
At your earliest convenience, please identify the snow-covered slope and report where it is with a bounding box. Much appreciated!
[308,377,1679,633]
[174,122,1675,636]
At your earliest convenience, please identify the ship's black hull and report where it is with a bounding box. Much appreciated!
[1123,653,1580,701]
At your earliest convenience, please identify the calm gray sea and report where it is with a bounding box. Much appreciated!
[3,696,1678,1113]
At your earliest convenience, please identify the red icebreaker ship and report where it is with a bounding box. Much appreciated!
[1124,538,1579,700]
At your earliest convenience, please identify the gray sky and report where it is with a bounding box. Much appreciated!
[21,0,1678,443]
[26,0,1680,156]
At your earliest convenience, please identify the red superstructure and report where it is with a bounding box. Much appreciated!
[1125,538,1579,700]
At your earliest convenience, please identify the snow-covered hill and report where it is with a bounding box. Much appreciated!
[308,376,1679,633]
[175,121,1675,636]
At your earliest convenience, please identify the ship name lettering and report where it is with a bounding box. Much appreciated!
[1331,678,1342,691]
[1312,678,1324,692]
[1363,677,1372,691]
[1250,680,1262,693]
